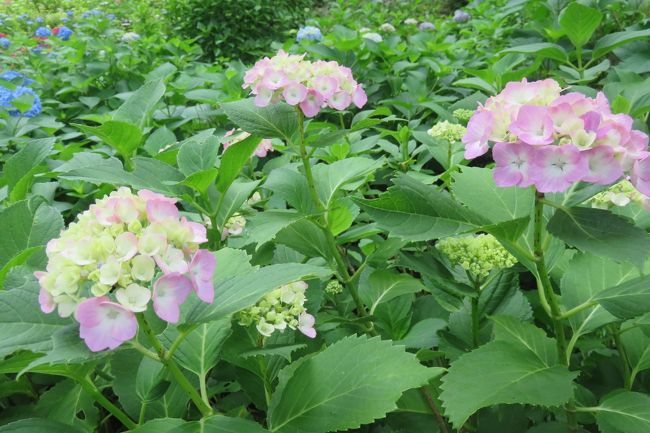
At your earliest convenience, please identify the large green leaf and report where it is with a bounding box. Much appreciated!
[354,174,486,241]
[268,334,440,433]
[162,318,231,379]
[176,137,219,176]
[221,99,298,143]
[547,206,650,267]
[113,79,166,128]
[0,199,63,285]
[312,157,384,208]
[500,43,569,63]
[243,210,306,249]
[75,121,143,160]
[0,418,85,433]
[620,325,650,387]
[216,135,261,193]
[595,274,650,319]
[275,219,330,259]
[264,168,316,215]
[359,269,426,314]
[34,380,98,432]
[0,272,69,358]
[593,29,650,60]
[559,2,602,48]
[130,416,268,433]
[440,316,577,429]
[593,391,650,433]
[3,138,54,201]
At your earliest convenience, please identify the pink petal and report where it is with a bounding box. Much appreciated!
[189,250,216,303]
[146,200,179,222]
[300,89,324,117]
[508,105,554,145]
[38,286,55,314]
[462,111,493,159]
[153,274,192,323]
[298,313,316,338]
[328,91,352,111]
[138,189,177,204]
[582,146,623,185]
[492,141,536,187]
[76,297,137,352]
[254,84,274,107]
[352,85,367,108]
[283,82,307,105]
[75,296,106,327]
[531,144,588,193]
[182,218,208,243]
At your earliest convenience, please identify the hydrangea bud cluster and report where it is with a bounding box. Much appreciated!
[34,188,216,352]
[362,32,383,43]
[591,180,647,209]
[222,213,246,240]
[379,23,396,33]
[436,234,517,279]
[428,120,466,142]
[325,279,343,295]
[296,26,322,42]
[243,50,367,117]
[452,108,474,123]
[236,281,316,338]
[223,128,274,158]
[462,78,650,194]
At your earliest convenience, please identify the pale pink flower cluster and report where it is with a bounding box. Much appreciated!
[243,50,367,117]
[223,128,273,158]
[462,78,650,194]
[34,188,215,352]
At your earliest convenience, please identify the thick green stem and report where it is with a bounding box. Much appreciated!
[78,376,137,429]
[533,192,578,433]
[471,296,480,348]
[611,325,632,390]
[137,315,213,417]
[295,107,372,327]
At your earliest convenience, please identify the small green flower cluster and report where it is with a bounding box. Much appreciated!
[453,108,474,123]
[236,281,314,337]
[325,280,343,295]
[427,120,466,142]
[591,180,646,209]
[436,234,517,279]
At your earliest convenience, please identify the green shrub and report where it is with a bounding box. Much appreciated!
[166,0,319,61]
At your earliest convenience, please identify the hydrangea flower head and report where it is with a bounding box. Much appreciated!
[222,128,274,158]
[243,50,367,117]
[53,26,73,41]
[404,18,418,26]
[296,26,322,42]
[121,32,140,42]
[461,78,650,194]
[379,23,396,33]
[236,281,316,338]
[34,26,51,38]
[428,120,466,142]
[437,234,517,279]
[362,32,383,43]
[419,21,436,31]
[453,10,471,22]
[34,188,215,352]
[0,37,9,49]
[0,85,42,117]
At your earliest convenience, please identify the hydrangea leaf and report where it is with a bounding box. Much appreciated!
[440,316,577,430]
[268,334,440,433]
[222,98,298,143]
[593,391,650,433]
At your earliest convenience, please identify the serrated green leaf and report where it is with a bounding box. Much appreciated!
[216,135,261,193]
[593,391,650,433]
[440,317,577,429]
[593,29,650,60]
[268,334,439,433]
[221,99,298,143]
[559,2,602,48]
[75,120,143,159]
[359,269,426,314]
[595,274,650,319]
[113,79,166,128]
[547,206,650,267]
[500,43,568,63]
[177,138,219,176]
[354,174,486,241]
[312,157,384,207]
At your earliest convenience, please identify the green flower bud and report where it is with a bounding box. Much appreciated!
[427,120,466,142]
[437,234,517,279]
[452,108,474,123]
[325,280,343,295]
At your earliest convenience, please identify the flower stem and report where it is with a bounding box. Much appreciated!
[137,315,213,417]
[78,375,137,430]
[471,296,480,348]
[533,191,578,432]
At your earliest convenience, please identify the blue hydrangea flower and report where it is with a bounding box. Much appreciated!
[31,46,43,54]
[0,85,42,117]
[418,21,436,31]
[453,10,471,23]
[36,16,44,23]
[0,71,34,86]
[107,14,116,20]
[0,38,9,49]
[57,26,73,41]
[296,26,323,42]
[67,11,74,17]
[34,26,51,38]
[26,20,34,25]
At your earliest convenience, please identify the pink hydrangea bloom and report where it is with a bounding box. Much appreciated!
[462,78,650,194]
[243,50,367,117]
[33,187,215,352]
